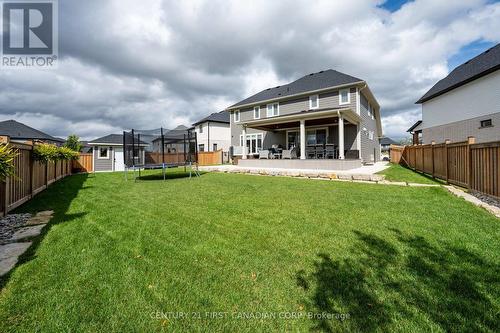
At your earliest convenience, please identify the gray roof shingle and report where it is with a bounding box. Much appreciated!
[417,43,500,104]
[229,69,363,108]
[0,120,64,142]
[380,137,398,146]
[192,111,229,126]
[89,134,148,145]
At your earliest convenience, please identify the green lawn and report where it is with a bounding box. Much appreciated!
[0,170,498,332]
[378,164,442,184]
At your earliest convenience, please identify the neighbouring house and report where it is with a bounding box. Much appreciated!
[191,111,230,153]
[0,119,65,145]
[407,120,423,145]
[88,134,148,172]
[380,137,398,160]
[152,125,190,153]
[415,43,500,144]
[227,69,382,169]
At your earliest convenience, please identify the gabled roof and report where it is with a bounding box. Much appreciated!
[407,120,422,133]
[192,111,229,126]
[228,69,364,109]
[380,137,398,146]
[0,119,64,142]
[89,134,147,146]
[417,43,500,104]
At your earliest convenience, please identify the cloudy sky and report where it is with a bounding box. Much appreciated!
[1,0,499,140]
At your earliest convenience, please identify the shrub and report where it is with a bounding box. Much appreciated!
[58,146,80,161]
[33,143,59,162]
[0,143,18,182]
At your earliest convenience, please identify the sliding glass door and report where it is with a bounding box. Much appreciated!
[240,133,263,154]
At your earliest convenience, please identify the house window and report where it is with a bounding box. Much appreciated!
[199,144,205,152]
[340,89,350,105]
[98,147,109,159]
[369,131,374,140]
[309,95,319,109]
[199,125,203,133]
[234,111,240,122]
[254,106,260,119]
[213,143,218,151]
[267,103,279,117]
[306,129,327,145]
[240,133,263,154]
[480,119,492,128]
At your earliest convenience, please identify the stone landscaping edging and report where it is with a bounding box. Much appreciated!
[444,186,500,218]
[203,167,441,188]
[0,210,54,277]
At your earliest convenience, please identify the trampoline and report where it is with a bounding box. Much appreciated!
[123,128,200,181]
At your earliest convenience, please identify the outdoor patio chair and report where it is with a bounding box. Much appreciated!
[325,146,336,159]
[259,150,270,159]
[282,147,297,159]
[306,147,316,159]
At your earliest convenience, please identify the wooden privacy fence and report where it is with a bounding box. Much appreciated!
[0,141,72,217]
[198,150,223,166]
[391,137,500,199]
[145,150,224,166]
[73,153,93,173]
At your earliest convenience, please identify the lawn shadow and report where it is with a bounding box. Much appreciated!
[136,169,206,181]
[297,229,499,332]
[0,173,89,290]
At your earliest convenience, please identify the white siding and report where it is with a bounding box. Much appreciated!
[195,122,231,152]
[422,70,500,129]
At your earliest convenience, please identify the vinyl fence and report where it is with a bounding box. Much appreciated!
[390,138,500,199]
[0,141,72,217]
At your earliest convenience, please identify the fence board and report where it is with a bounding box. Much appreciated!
[73,153,93,173]
[395,138,500,200]
[198,150,223,166]
[1,141,73,217]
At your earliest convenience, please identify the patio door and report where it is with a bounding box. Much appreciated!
[287,131,300,149]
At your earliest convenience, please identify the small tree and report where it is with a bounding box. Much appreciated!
[64,134,82,152]
[0,144,18,182]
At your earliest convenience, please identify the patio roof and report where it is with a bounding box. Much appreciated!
[241,108,360,130]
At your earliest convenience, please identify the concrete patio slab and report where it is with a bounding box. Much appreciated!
[0,242,32,276]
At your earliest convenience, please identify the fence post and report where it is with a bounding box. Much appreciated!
[445,139,451,183]
[29,142,34,199]
[467,136,475,190]
[431,141,435,178]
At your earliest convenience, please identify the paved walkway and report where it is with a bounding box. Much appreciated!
[0,211,53,277]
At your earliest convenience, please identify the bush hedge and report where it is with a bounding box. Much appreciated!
[0,143,18,182]
[33,143,79,162]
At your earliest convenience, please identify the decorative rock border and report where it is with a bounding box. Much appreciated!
[205,167,441,187]
[0,211,54,277]
[444,186,500,218]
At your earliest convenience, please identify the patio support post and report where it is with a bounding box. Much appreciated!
[242,126,247,160]
[338,114,345,159]
[300,119,306,160]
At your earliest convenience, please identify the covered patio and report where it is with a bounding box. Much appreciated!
[237,108,363,170]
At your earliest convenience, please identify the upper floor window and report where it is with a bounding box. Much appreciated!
[267,103,279,117]
[309,95,319,109]
[480,119,492,128]
[234,110,240,122]
[340,89,350,105]
[254,106,260,119]
[199,124,203,133]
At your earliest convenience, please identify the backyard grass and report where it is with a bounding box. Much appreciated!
[378,164,442,184]
[0,170,499,332]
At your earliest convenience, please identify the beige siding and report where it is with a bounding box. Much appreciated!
[422,112,500,144]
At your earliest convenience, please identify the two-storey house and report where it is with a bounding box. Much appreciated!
[226,69,382,169]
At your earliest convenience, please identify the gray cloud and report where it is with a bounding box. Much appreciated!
[0,0,499,140]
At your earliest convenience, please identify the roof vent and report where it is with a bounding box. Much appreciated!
[319,71,324,73]
[266,88,271,91]
[309,73,314,76]
[275,86,280,88]
[484,49,491,54]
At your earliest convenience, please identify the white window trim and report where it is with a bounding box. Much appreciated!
[234,110,240,123]
[339,89,351,105]
[266,103,279,117]
[98,147,110,159]
[239,132,263,154]
[309,95,319,109]
[254,106,260,119]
